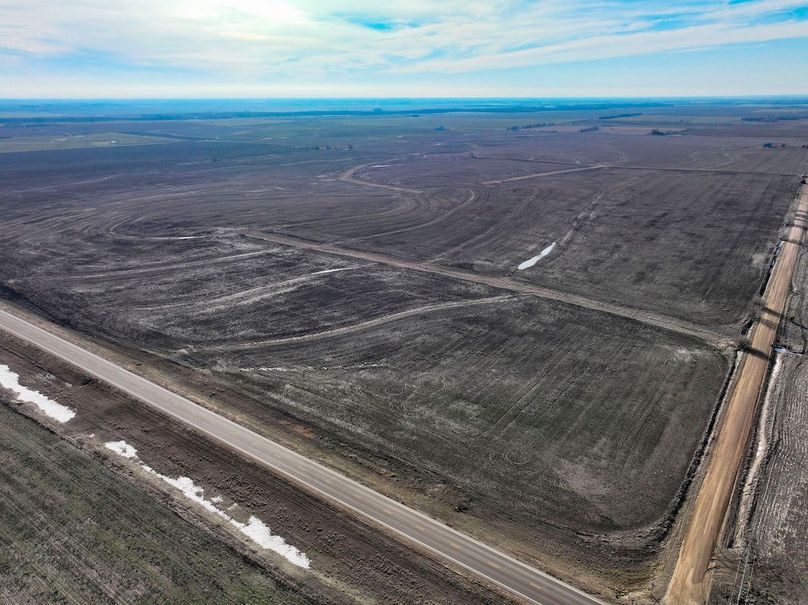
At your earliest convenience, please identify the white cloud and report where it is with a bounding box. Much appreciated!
[406,18,808,73]
[0,0,806,91]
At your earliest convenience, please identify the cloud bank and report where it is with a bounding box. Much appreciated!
[1,0,807,96]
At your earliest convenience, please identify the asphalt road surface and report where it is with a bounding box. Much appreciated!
[0,307,603,605]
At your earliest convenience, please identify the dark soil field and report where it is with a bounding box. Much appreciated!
[0,100,806,600]
[0,331,506,605]
[327,166,797,329]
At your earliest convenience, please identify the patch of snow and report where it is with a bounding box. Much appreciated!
[517,242,556,271]
[104,440,138,458]
[236,516,310,568]
[104,439,310,568]
[0,365,76,423]
[311,267,353,276]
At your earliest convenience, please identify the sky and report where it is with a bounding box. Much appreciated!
[1,0,808,98]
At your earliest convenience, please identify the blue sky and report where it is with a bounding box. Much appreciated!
[1,0,807,97]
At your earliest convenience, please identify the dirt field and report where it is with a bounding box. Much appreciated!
[708,229,808,605]
[708,353,808,605]
[308,164,798,331]
[0,331,507,605]
[0,403,314,605]
[1,101,806,600]
[665,184,808,604]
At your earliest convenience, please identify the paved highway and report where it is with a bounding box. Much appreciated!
[0,307,603,605]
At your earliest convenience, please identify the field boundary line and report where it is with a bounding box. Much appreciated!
[245,230,728,347]
[196,295,513,352]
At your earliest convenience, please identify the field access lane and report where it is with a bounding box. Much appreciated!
[665,182,808,604]
[247,230,725,346]
[0,307,603,605]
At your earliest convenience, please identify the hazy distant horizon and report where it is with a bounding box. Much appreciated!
[3,96,808,122]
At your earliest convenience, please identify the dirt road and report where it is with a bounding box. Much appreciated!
[480,164,606,184]
[338,162,422,194]
[198,295,513,351]
[665,182,808,604]
[247,230,726,346]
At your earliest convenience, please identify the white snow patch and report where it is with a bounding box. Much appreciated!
[104,440,138,458]
[517,242,556,271]
[311,267,353,276]
[104,440,310,568]
[0,365,76,423]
